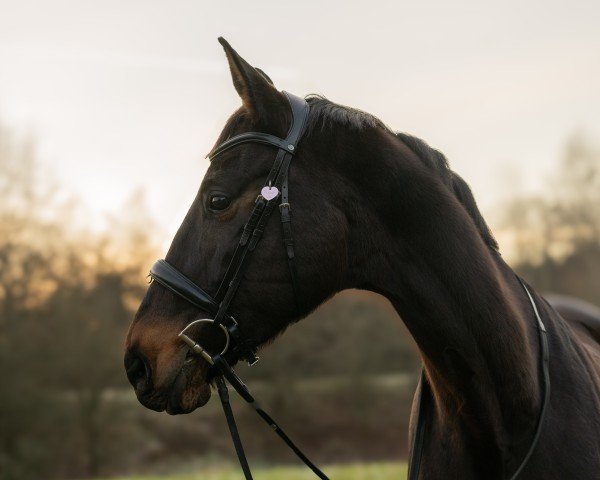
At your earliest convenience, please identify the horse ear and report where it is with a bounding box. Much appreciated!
[218,37,287,125]
[255,68,274,85]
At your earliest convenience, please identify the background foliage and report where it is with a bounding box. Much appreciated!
[0,122,599,479]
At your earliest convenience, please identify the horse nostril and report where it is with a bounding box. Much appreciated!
[124,349,152,393]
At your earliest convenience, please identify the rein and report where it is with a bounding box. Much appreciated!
[148,90,551,480]
[407,278,550,480]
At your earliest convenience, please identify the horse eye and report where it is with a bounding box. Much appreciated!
[208,194,231,211]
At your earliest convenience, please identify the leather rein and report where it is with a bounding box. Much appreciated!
[408,277,550,480]
[148,91,550,480]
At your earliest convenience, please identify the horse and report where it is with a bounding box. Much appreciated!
[124,38,600,479]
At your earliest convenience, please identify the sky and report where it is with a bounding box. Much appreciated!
[1,0,599,243]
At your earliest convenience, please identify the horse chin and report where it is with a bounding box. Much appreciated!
[165,358,212,415]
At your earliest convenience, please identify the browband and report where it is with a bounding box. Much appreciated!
[209,132,296,160]
[209,91,309,161]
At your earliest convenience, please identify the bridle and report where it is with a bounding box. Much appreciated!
[150,90,308,367]
[149,92,328,480]
[147,91,551,480]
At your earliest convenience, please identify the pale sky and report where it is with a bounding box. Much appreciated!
[1,0,599,242]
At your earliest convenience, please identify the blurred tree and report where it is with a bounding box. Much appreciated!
[501,132,600,305]
[0,121,161,479]
[0,121,61,480]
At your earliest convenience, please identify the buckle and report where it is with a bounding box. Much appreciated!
[279,202,291,212]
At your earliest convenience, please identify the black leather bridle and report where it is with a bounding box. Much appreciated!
[149,92,328,480]
[148,91,550,480]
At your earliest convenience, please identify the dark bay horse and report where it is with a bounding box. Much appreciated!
[125,39,600,479]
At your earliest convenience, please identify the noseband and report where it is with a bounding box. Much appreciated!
[149,92,328,479]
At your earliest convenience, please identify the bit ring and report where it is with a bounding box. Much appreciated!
[178,318,230,365]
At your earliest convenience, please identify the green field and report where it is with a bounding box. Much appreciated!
[105,462,407,480]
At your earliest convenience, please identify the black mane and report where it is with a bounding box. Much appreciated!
[306,95,391,133]
[306,96,499,251]
[395,132,499,250]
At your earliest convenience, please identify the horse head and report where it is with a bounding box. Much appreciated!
[124,39,362,414]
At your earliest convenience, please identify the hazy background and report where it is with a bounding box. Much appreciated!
[1,1,599,479]
[2,0,599,238]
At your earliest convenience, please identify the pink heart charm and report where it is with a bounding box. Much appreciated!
[261,185,279,201]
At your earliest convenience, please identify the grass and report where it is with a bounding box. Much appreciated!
[104,462,407,480]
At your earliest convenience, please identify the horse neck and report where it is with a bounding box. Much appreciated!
[340,131,543,471]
